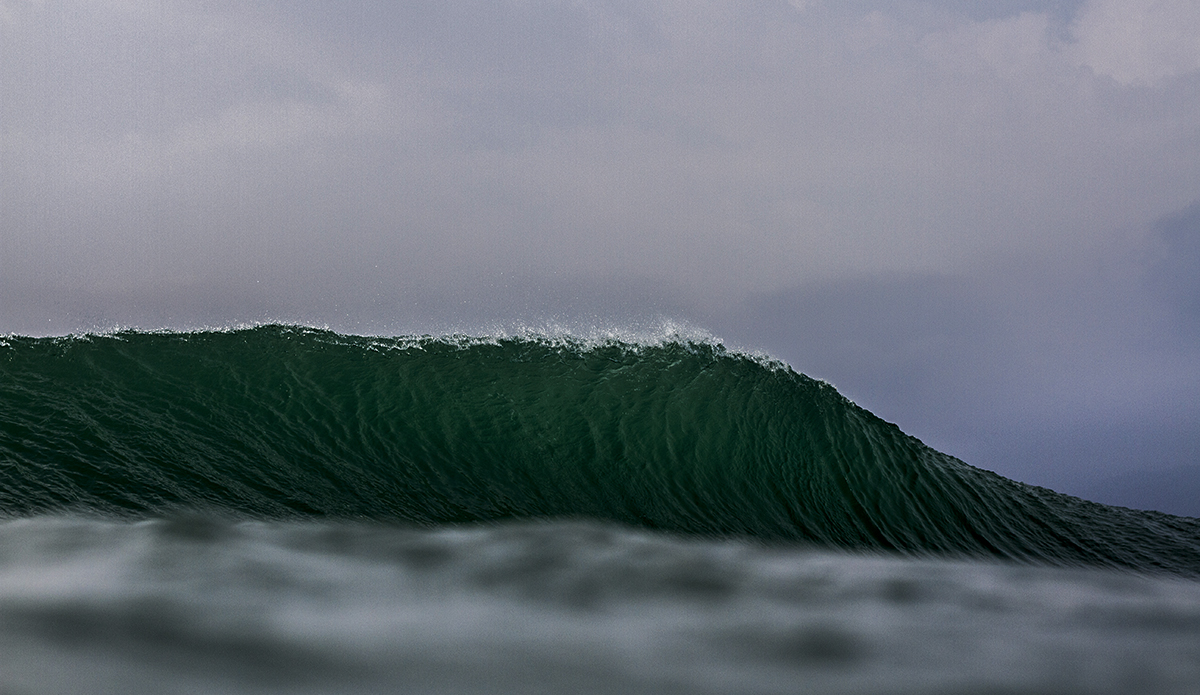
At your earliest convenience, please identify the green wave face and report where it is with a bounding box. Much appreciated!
[1,326,1197,573]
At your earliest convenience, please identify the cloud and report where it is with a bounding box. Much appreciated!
[0,0,1197,346]
[920,11,1057,78]
[1069,0,1200,85]
[1147,200,1200,329]
[5,0,1199,308]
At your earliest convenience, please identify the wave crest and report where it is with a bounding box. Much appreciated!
[1,325,1197,574]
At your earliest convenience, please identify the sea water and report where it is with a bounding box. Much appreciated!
[1,326,1198,693]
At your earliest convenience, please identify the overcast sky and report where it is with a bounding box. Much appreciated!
[3,0,1199,514]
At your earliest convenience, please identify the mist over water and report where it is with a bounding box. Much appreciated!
[2,517,1200,695]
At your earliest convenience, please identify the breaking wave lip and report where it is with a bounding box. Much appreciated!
[21,316,796,373]
[0,324,1198,575]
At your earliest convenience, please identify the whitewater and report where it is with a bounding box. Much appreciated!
[1,325,1198,694]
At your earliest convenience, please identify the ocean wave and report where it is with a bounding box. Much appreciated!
[1,325,1197,574]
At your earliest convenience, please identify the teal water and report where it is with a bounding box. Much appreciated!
[3,325,1200,694]
[2,325,1197,573]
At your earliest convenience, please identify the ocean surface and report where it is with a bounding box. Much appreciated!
[1,325,1198,694]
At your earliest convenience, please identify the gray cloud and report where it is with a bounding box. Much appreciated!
[6,0,1199,299]
[1147,200,1200,331]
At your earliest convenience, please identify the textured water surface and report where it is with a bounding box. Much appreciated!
[1,326,1198,693]
[1,326,1197,571]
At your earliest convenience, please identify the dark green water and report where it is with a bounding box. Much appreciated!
[1,325,1197,573]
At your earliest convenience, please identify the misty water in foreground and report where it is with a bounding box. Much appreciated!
[3,517,1199,695]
